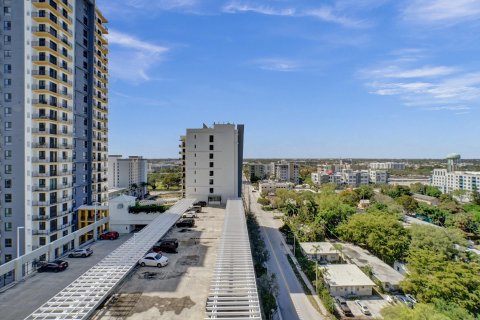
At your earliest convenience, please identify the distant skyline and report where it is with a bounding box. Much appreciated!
[98,0,480,159]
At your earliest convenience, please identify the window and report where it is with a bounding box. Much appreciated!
[5,208,12,217]
[209,144,214,151]
[4,21,11,30]
[4,78,11,86]
[3,7,11,14]
[4,93,12,101]
[4,254,12,262]
[209,135,214,143]
[4,50,11,58]
[5,194,12,203]
[209,171,214,176]
[209,153,214,159]
[209,179,214,185]
[39,237,46,246]
[209,188,214,194]
[5,239,12,248]
[209,162,214,168]
[5,164,12,174]
[5,222,12,231]
[5,107,11,114]
[4,179,11,188]
[5,150,12,159]
[5,121,12,130]
[4,35,11,44]
[4,64,11,74]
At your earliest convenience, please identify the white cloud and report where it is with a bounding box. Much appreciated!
[304,6,370,28]
[403,0,480,25]
[222,1,369,28]
[223,2,296,16]
[107,30,169,83]
[253,58,299,72]
[362,52,480,110]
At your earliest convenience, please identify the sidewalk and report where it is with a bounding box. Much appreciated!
[278,233,331,317]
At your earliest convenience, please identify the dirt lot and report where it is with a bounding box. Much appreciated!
[92,206,225,320]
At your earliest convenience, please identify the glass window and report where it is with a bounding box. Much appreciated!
[5,238,12,248]
[5,222,12,231]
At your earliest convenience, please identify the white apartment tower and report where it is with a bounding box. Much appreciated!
[108,155,148,197]
[180,123,244,204]
[0,0,109,263]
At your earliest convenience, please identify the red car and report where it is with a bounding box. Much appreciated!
[99,231,119,240]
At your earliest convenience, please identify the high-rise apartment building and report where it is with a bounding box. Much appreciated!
[0,0,108,263]
[108,155,148,198]
[180,123,244,204]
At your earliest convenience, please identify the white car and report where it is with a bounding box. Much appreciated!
[385,295,395,304]
[355,300,371,315]
[182,211,197,218]
[138,252,169,267]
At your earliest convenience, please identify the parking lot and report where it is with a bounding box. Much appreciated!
[92,206,225,320]
[0,234,132,320]
[338,296,388,319]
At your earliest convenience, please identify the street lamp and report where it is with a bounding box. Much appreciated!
[17,226,25,258]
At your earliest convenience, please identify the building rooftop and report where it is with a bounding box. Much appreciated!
[300,242,338,255]
[341,243,404,285]
[323,264,375,287]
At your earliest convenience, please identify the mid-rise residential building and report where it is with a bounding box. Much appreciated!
[249,163,268,181]
[369,162,406,170]
[431,169,480,193]
[0,0,109,263]
[369,170,389,184]
[311,169,376,187]
[180,123,244,204]
[273,161,299,183]
[108,155,148,198]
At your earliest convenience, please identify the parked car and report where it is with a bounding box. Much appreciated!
[385,295,395,304]
[68,248,93,258]
[176,219,195,228]
[355,300,371,315]
[405,294,417,305]
[335,297,353,317]
[152,239,178,253]
[138,252,169,267]
[396,295,413,308]
[193,201,207,207]
[188,206,202,213]
[182,211,198,218]
[37,260,68,273]
[99,231,119,240]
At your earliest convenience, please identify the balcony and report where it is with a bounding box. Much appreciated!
[31,98,73,111]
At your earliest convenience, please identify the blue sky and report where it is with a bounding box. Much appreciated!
[97,0,480,159]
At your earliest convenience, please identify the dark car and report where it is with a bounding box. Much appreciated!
[152,238,178,253]
[176,219,195,228]
[335,297,353,317]
[99,231,119,240]
[37,260,68,273]
[68,248,93,258]
[193,201,207,207]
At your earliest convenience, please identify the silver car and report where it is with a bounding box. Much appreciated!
[68,248,93,258]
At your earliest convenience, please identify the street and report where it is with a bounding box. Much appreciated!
[245,183,327,320]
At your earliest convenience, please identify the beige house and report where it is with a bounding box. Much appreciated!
[323,264,375,297]
[300,242,340,263]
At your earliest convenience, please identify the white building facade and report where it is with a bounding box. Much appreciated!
[273,161,299,183]
[108,155,148,197]
[181,123,244,204]
[369,162,406,170]
[431,169,480,193]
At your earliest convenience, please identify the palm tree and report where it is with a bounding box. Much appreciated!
[286,202,299,216]
[305,199,318,219]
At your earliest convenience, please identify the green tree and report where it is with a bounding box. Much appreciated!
[337,211,410,264]
[411,183,427,195]
[472,190,480,205]
[382,303,453,320]
[354,185,375,200]
[396,195,418,214]
[339,189,360,207]
[285,202,299,216]
[257,197,270,206]
[425,186,442,198]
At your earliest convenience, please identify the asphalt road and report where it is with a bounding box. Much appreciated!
[245,183,326,320]
[0,234,132,320]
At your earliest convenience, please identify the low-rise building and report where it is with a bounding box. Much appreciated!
[341,243,404,292]
[388,177,430,186]
[369,162,406,170]
[108,195,162,234]
[322,264,376,297]
[300,242,340,263]
[258,181,293,195]
[412,193,440,206]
